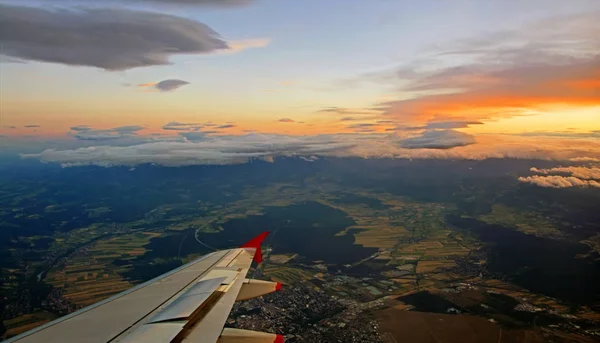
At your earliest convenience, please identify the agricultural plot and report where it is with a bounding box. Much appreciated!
[44,232,160,306]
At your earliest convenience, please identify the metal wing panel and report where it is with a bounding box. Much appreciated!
[6,250,229,343]
[114,248,256,343]
[182,248,255,343]
[148,276,227,323]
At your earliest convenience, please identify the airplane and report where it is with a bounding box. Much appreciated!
[6,232,284,343]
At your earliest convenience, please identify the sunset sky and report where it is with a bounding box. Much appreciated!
[0,0,599,166]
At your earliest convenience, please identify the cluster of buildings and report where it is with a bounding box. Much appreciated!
[229,285,384,342]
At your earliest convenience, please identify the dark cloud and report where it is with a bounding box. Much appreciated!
[406,120,484,130]
[138,79,190,92]
[69,125,143,141]
[340,117,356,121]
[424,120,483,129]
[126,0,252,5]
[24,125,40,128]
[139,79,190,92]
[5,126,17,129]
[278,118,295,123]
[347,123,376,129]
[0,5,229,71]
[216,124,236,129]
[162,122,202,131]
[516,131,600,139]
[70,125,90,132]
[399,130,476,149]
[23,0,253,6]
[318,107,376,116]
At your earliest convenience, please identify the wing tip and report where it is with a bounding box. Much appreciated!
[240,231,270,248]
[241,231,270,264]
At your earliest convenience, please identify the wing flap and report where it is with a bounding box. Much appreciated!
[149,277,227,323]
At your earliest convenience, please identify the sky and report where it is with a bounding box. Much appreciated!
[0,0,599,180]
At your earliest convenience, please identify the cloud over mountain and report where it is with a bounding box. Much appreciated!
[21,131,600,168]
[399,130,476,149]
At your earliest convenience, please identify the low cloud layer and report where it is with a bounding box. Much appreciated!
[399,130,476,149]
[530,166,600,180]
[518,175,600,189]
[21,131,600,168]
[518,165,600,189]
[139,79,190,92]
[278,118,295,123]
[0,5,229,70]
[23,134,357,167]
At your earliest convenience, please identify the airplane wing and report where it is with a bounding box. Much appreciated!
[6,232,284,343]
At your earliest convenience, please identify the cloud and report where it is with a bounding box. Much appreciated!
[0,5,229,71]
[516,131,600,139]
[17,0,254,6]
[380,56,600,122]
[139,79,190,92]
[518,175,600,189]
[347,123,376,129]
[4,126,17,129]
[179,132,212,142]
[423,120,483,129]
[216,124,236,129]
[570,157,600,162]
[69,125,143,141]
[399,130,476,149]
[278,118,295,123]
[20,132,600,167]
[318,107,378,116]
[373,12,600,124]
[136,0,254,5]
[24,133,357,167]
[227,38,271,52]
[162,122,202,131]
[340,117,356,121]
[24,125,41,128]
[530,166,600,180]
